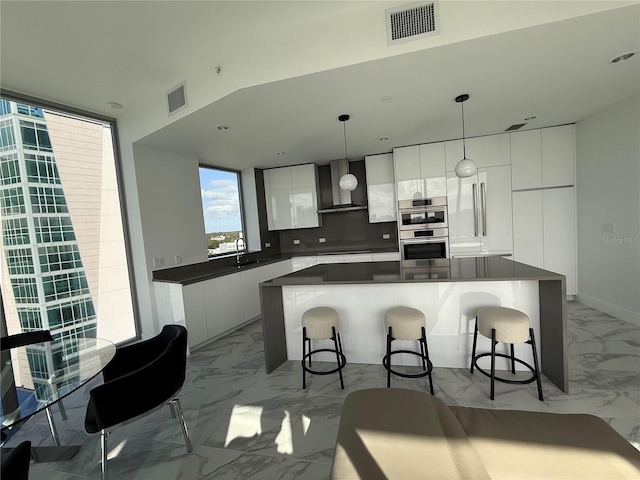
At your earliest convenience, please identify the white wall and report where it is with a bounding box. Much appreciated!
[132,144,208,336]
[575,93,640,325]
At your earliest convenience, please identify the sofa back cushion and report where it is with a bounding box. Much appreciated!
[331,388,490,480]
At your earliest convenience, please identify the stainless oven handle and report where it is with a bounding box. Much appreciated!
[472,183,478,237]
[400,237,447,244]
[480,182,487,236]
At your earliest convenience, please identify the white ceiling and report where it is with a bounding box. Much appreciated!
[1,2,639,172]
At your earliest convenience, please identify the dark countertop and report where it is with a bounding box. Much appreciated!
[152,248,398,285]
[261,257,566,286]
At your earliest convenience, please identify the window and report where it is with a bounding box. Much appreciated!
[198,166,246,258]
[1,96,138,349]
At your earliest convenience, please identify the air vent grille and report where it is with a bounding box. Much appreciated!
[167,82,187,115]
[505,123,527,131]
[387,2,439,45]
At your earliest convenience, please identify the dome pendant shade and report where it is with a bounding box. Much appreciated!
[454,94,477,178]
[455,158,477,178]
[338,114,358,191]
[339,173,358,191]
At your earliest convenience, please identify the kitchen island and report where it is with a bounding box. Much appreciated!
[260,256,568,392]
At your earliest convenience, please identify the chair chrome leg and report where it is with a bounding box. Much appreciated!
[171,398,193,453]
[45,406,61,446]
[101,430,109,480]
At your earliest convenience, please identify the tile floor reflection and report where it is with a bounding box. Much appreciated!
[6,301,638,479]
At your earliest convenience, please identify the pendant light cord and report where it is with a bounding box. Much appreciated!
[461,100,467,158]
[343,121,349,173]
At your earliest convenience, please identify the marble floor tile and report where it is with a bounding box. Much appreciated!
[5,300,639,480]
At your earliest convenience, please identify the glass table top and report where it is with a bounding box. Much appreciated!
[1,337,115,431]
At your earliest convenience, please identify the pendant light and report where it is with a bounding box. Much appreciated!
[454,94,477,178]
[338,114,358,191]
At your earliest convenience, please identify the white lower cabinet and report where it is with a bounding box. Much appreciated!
[155,260,293,351]
[512,187,576,295]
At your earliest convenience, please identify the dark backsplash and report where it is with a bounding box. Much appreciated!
[256,160,398,254]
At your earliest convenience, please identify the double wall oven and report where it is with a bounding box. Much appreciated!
[398,197,449,260]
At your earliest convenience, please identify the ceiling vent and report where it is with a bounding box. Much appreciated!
[167,81,188,115]
[505,123,527,132]
[386,2,439,45]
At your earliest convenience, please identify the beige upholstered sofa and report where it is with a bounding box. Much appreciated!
[331,388,640,479]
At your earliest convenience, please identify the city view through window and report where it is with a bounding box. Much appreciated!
[199,166,245,257]
[0,98,137,401]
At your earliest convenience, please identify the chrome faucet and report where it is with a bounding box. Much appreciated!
[235,237,247,264]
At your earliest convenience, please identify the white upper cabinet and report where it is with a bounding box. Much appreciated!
[394,146,422,201]
[541,125,574,187]
[290,163,320,228]
[365,153,396,223]
[264,164,320,230]
[445,134,511,171]
[419,143,447,197]
[264,167,294,230]
[511,125,575,190]
[510,129,542,190]
[394,143,446,201]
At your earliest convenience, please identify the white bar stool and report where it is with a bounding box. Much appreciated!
[302,307,346,389]
[382,306,434,394]
[470,306,543,400]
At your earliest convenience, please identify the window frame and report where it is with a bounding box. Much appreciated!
[198,163,247,260]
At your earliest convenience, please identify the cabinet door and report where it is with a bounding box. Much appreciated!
[444,139,463,172]
[394,146,422,201]
[181,283,207,349]
[465,134,511,168]
[204,275,243,338]
[478,165,513,254]
[543,187,576,294]
[447,171,481,255]
[512,190,544,268]
[542,125,574,187]
[265,167,293,230]
[510,130,542,190]
[419,143,446,197]
[365,153,396,222]
[290,164,319,229]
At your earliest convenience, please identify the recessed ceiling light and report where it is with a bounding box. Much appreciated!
[524,116,536,121]
[611,52,636,63]
[381,96,393,102]
[216,125,230,131]
[379,136,390,141]
[107,102,123,109]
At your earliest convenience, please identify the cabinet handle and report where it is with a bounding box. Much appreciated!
[481,182,487,236]
[472,183,478,237]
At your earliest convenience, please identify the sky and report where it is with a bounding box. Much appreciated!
[199,167,242,234]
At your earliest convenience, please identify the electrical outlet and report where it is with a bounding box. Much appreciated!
[382,233,391,239]
[293,239,300,245]
[319,237,326,243]
[152,257,164,268]
[174,254,182,265]
[265,242,271,248]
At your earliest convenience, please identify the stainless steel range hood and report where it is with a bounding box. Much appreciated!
[317,159,367,214]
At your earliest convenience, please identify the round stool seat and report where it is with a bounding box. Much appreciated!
[477,306,530,344]
[384,306,425,340]
[302,307,340,340]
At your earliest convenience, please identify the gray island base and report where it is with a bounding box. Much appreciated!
[260,256,568,393]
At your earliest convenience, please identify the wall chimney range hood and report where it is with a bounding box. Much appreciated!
[317,159,367,214]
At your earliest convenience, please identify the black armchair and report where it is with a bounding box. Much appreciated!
[1,330,67,445]
[0,440,31,480]
[84,324,192,480]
